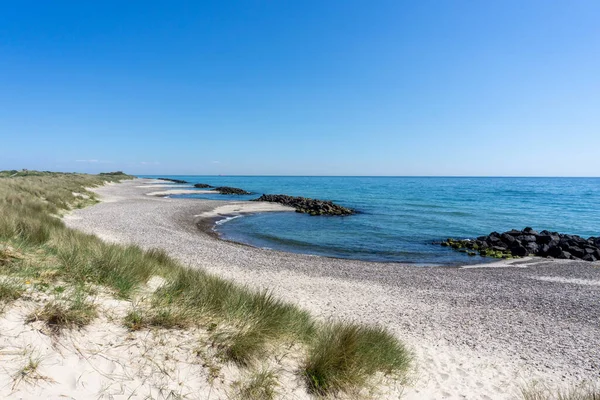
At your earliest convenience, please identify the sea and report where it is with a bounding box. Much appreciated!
[140,176,600,266]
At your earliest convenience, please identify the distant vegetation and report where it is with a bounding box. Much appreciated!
[0,170,412,396]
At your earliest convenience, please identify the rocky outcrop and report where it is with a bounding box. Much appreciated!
[441,227,600,261]
[214,186,251,195]
[252,194,356,216]
[157,178,188,184]
[194,183,213,188]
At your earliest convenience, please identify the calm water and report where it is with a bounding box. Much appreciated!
[141,176,600,265]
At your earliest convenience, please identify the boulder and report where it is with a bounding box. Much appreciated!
[516,235,537,243]
[501,233,516,245]
[567,246,585,258]
[525,242,539,254]
[537,234,560,244]
[511,243,528,257]
[557,251,572,260]
[548,246,564,258]
[194,183,213,188]
[538,244,550,257]
[523,227,540,236]
[505,229,523,237]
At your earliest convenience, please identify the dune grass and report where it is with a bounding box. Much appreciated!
[521,382,599,400]
[232,368,279,400]
[303,321,411,395]
[0,279,24,304]
[27,289,97,332]
[0,170,412,395]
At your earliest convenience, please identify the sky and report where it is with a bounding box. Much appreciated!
[0,1,599,176]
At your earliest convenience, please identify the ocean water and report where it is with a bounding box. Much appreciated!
[141,176,600,265]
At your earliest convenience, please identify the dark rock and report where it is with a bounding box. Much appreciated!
[501,233,516,245]
[516,235,537,243]
[441,227,600,262]
[252,194,355,216]
[194,183,213,188]
[525,242,539,254]
[523,227,539,235]
[487,236,502,245]
[214,186,251,195]
[557,251,572,260]
[505,229,523,237]
[511,243,528,257]
[492,245,508,252]
[548,246,564,258]
[538,244,550,256]
[157,178,188,184]
[537,234,560,244]
[568,246,585,258]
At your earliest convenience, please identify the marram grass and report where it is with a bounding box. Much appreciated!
[0,170,412,395]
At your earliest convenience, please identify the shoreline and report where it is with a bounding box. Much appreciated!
[62,179,600,399]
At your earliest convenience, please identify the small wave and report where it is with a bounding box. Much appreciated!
[215,215,243,225]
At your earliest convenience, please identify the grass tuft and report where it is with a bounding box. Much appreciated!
[521,382,599,400]
[0,280,24,304]
[28,292,97,332]
[233,368,279,400]
[303,321,411,395]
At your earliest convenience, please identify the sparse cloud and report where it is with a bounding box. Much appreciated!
[76,159,99,163]
[212,161,220,164]
[140,161,160,165]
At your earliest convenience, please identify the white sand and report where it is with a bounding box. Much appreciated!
[146,189,215,196]
[195,202,295,219]
[136,184,194,188]
[0,278,311,400]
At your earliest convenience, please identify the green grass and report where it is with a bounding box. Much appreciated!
[303,321,412,395]
[233,368,279,400]
[0,279,24,304]
[521,382,599,400]
[0,170,412,395]
[27,290,97,332]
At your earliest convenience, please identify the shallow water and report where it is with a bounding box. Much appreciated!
[141,176,600,265]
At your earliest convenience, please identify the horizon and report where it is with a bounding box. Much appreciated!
[137,174,600,178]
[1,1,599,176]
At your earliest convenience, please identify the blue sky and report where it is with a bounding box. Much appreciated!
[1,1,598,176]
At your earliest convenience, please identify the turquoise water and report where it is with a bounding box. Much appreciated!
[141,176,600,265]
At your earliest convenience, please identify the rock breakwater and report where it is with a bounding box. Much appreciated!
[157,178,188,184]
[214,186,251,195]
[252,194,355,216]
[441,227,600,261]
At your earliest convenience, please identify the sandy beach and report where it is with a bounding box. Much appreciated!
[56,178,600,399]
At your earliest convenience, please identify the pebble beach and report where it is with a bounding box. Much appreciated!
[62,178,600,399]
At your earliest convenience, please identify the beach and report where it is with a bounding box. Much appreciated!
[60,178,600,399]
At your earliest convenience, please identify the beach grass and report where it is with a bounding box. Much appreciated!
[521,382,599,400]
[0,170,412,395]
[303,321,411,395]
[27,288,97,332]
[0,279,24,304]
[232,368,279,400]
